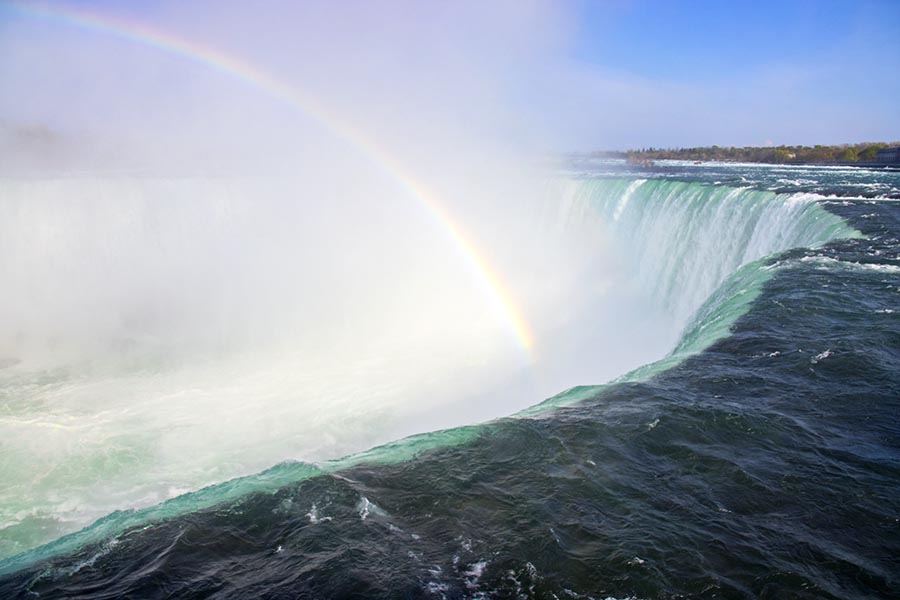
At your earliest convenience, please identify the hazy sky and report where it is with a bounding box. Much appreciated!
[1,0,899,151]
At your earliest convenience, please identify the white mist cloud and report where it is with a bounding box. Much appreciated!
[0,0,580,170]
[0,0,612,388]
[3,1,807,558]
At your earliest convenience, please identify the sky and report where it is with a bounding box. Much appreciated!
[561,0,900,148]
[1,0,899,152]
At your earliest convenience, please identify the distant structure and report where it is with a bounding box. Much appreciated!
[877,146,900,164]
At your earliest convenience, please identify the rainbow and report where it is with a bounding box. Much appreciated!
[4,1,535,356]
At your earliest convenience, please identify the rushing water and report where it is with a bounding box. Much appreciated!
[1,161,898,599]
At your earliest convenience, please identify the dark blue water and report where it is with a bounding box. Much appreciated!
[2,163,898,599]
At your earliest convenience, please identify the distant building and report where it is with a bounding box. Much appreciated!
[877,146,900,163]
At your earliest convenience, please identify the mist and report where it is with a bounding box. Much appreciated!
[0,0,696,557]
[0,0,644,409]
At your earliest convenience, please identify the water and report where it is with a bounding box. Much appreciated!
[1,161,898,598]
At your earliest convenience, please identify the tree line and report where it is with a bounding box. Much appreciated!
[592,142,899,164]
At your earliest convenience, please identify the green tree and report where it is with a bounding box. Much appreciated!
[837,147,858,162]
[858,144,885,161]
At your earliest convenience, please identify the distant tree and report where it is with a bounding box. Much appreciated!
[612,141,898,165]
[858,144,886,161]
[807,145,831,162]
[837,147,858,162]
[772,149,791,163]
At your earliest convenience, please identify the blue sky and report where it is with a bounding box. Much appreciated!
[1,0,899,151]
[554,0,900,148]
[573,1,900,83]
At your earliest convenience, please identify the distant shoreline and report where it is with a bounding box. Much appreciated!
[589,142,900,167]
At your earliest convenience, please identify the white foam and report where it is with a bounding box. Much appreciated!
[356,496,386,521]
[464,560,489,589]
[811,350,833,364]
[305,503,331,524]
[800,256,900,273]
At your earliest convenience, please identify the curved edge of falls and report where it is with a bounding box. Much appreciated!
[0,178,863,576]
